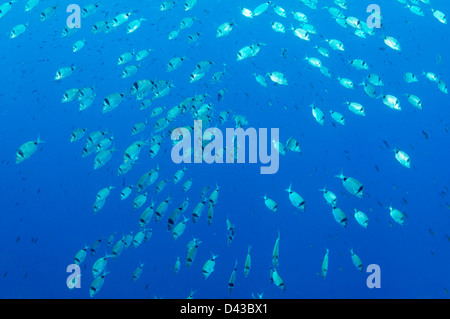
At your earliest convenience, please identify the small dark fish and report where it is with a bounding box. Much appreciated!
[90,238,102,256]
[227,227,235,246]
[218,90,225,102]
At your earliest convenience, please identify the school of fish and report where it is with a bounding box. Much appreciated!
[7,0,449,298]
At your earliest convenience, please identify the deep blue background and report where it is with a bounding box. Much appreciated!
[0,0,449,298]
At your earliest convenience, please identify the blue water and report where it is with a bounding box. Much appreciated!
[0,0,449,299]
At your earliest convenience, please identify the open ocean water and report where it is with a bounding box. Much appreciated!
[0,0,449,299]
